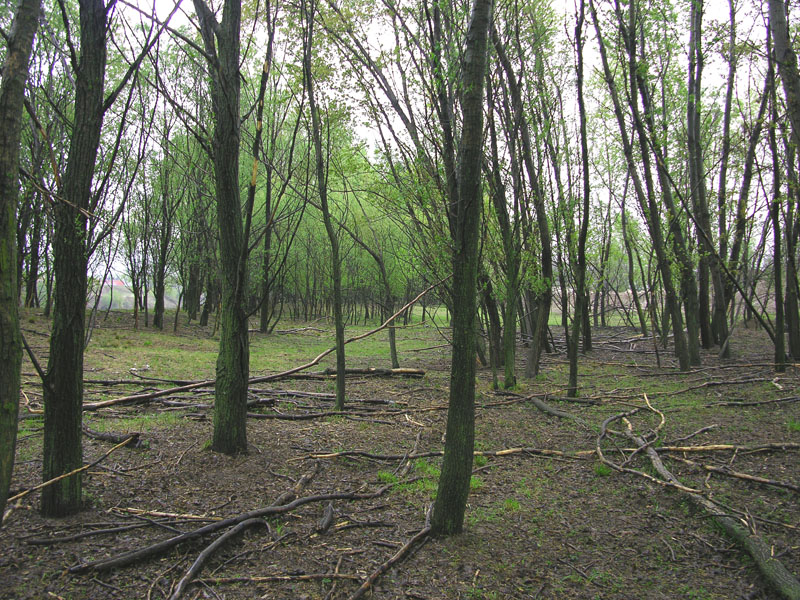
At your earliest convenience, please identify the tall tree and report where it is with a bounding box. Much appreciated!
[302,0,346,411]
[42,0,110,516]
[568,0,590,398]
[193,0,251,454]
[431,0,493,536]
[0,0,40,524]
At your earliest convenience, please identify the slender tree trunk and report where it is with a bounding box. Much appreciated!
[0,0,40,524]
[194,0,250,454]
[768,52,786,372]
[621,198,648,335]
[303,0,345,411]
[431,0,492,537]
[43,0,107,516]
[568,0,590,398]
[25,199,42,308]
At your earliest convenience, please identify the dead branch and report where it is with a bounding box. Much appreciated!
[70,486,393,573]
[5,436,135,517]
[195,573,360,585]
[347,505,433,600]
[168,518,269,600]
[322,367,425,378]
[653,443,800,454]
[82,426,142,446]
[527,395,591,430]
[27,522,154,545]
[669,456,800,494]
[705,396,800,407]
[622,406,800,600]
[306,447,591,462]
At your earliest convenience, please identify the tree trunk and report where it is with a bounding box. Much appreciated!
[0,0,40,524]
[768,52,786,372]
[568,0,590,398]
[431,0,492,537]
[302,0,346,411]
[43,0,107,516]
[194,0,250,454]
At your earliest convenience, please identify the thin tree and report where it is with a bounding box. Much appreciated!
[0,0,40,524]
[193,0,251,454]
[568,0,590,398]
[430,0,493,537]
[302,0,346,410]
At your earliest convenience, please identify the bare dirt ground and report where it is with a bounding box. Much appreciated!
[2,312,799,599]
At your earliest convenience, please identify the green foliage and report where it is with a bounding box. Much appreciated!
[593,462,613,477]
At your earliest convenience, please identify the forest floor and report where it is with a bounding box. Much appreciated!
[2,309,799,600]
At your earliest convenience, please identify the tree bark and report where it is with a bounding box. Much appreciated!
[193,0,250,454]
[42,0,107,516]
[431,0,493,537]
[568,0,590,398]
[302,0,346,411]
[0,0,40,524]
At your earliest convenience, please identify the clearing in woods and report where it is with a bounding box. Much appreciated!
[2,308,799,599]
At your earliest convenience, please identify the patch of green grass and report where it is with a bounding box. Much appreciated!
[787,418,800,433]
[593,462,613,477]
[677,585,713,600]
[86,411,180,434]
[377,470,399,484]
[502,498,520,511]
[515,477,535,498]
[470,475,484,491]
[474,454,488,468]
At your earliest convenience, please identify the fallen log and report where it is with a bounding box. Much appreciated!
[322,367,424,378]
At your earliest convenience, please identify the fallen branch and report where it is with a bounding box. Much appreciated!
[669,456,800,494]
[306,447,590,462]
[168,518,269,600]
[705,396,800,407]
[321,367,425,378]
[71,486,394,572]
[347,505,433,600]
[83,426,141,447]
[5,436,135,512]
[195,573,360,585]
[623,408,800,600]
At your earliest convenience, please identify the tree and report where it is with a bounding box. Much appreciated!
[0,0,40,524]
[567,0,591,398]
[302,0,346,411]
[431,0,493,537]
[193,0,251,454]
[42,0,110,516]
[42,0,174,514]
